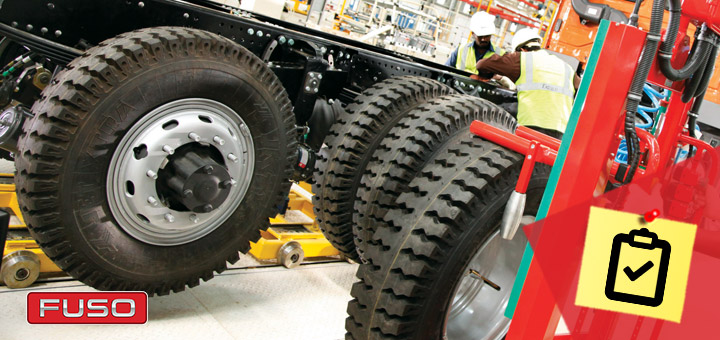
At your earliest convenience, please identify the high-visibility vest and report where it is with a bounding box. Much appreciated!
[515,50,575,133]
[455,42,504,74]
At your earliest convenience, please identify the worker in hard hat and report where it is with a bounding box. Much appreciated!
[445,11,505,74]
[475,28,581,138]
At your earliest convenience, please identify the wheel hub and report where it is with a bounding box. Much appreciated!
[444,216,535,340]
[107,98,254,246]
[160,149,233,213]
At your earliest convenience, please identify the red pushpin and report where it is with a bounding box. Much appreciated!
[644,209,660,223]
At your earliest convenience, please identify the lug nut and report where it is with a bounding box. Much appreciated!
[162,145,175,155]
[227,153,239,163]
[164,213,175,223]
[147,196,159,206]
[220,179,233,189]
[203,165,214,174]
[202,204,214,213]
[183,189,193,198]
[213,136,225,145]
[188,132,201,142]
[146,170,158,179]
[248,28,254,35]
[189,214,199,223]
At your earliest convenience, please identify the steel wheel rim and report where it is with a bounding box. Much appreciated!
[444,216,533,340]
[107,98,254,246]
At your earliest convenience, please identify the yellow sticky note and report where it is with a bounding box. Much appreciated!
[575,207,696,322]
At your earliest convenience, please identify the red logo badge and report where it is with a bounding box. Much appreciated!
[27,292,148,324]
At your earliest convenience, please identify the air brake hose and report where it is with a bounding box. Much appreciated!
[658,0,714,82]
[622,0,665,183]
[687,91,705,156]
[682,38,718,102]
[692,39,718,99]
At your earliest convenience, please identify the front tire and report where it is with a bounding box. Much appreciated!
[15,27,296,295]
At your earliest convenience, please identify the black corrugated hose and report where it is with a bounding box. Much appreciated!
[683,37,719,103]
[687,39,719,156]
[658,0,715,82]
[622,0,665,183]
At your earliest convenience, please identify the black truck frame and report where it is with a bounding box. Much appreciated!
[0,0,515,141]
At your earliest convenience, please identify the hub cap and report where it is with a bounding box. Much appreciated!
[444,216,533,340]
[107,98,254,246]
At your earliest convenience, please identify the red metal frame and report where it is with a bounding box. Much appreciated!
[470,14,719,337]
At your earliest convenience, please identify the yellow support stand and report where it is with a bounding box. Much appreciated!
[1,174,63,288]
[249,182,340,268]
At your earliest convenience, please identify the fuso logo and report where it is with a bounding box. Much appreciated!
[27,292,148,324]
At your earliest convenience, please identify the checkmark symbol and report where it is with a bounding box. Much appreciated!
[624,261,654,281]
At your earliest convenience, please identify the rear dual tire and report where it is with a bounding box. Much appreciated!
[346,98,550,339]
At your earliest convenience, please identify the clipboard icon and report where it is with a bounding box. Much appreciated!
[605,228,671,307]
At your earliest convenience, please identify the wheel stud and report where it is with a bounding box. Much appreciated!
[213,136,225,145]
[146,170,158,179]
[188,132,201,142]
[202,204,213,212]
[163,145,175,155]
[164,213,175,223]
[227,153,238,163]
[189,214,199,223]
[147,196,159,206]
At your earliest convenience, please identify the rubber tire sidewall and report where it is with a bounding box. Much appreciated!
[24,44,290,286]
[421,172,547,340]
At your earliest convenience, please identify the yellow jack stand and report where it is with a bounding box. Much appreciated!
[249,182,339,268]
[1,176,338,289]
[0,174,62,288]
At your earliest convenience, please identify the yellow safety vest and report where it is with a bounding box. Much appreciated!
[515,50,575,133]
[455,42,505,74]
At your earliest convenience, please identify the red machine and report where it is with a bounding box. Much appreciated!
[471,0,720,337]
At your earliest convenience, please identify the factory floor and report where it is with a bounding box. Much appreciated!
[0,254,358,340]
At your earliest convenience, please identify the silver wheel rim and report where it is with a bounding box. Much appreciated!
[107,98,254,246]
[444,216,534,340]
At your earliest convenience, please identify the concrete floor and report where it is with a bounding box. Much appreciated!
[0,255,358,340]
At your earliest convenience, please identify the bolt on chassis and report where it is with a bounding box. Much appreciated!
[0,0,519,295]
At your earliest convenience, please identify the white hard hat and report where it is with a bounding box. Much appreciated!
[469,12,496,37]
[511,28,542,51]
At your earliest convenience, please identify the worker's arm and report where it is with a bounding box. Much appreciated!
[475,52,521,82]
[574,74,581,91]
[445,48,459,67]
